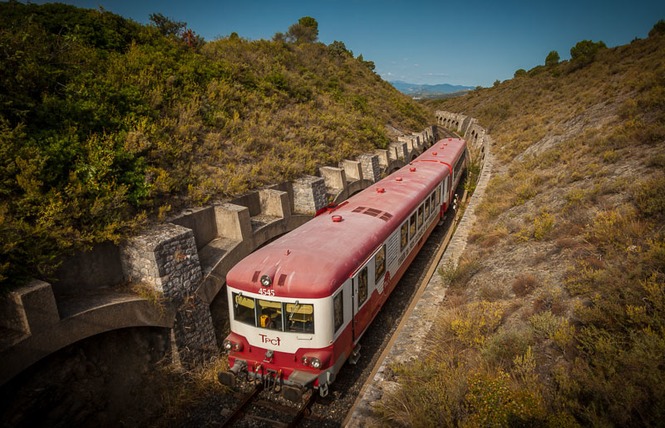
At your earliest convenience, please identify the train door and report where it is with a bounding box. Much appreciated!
[443,176,450,209]
[351,266,370,341]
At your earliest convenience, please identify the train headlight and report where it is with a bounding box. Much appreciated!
[260,274,272,287]
[302,356,321,369]
[223,339,243,352]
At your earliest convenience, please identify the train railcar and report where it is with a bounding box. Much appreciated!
[218,137,467,401]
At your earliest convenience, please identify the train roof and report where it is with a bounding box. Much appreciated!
[225,137,466,299]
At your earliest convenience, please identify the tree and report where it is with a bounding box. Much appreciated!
[328,40,352,57]
[545,50,560,67]
[285,16,318,43]
[570,40,606,66]
[181,28,204,48]
[357,54,375,71]
[649,19,665,37]
[514,69,527,78]
[273,32,287,42]
[149,13,186,37]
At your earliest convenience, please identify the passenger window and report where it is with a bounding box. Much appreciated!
[409,213,416,240]
[286,301,314,334]
[418,205,424,229]
[425,198,431,217]
[375,245,386,283]
[358,267,368,306]
[233,293,256,326]
[258,299,283,331]
[400,223,408,252]
[333,291,344,333]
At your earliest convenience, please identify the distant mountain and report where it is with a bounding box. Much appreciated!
[390,80,474,98]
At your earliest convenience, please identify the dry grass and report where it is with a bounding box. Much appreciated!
[149,357,231,427]
[383,24,665,428]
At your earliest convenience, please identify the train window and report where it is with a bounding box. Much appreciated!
[400,223,408,252]
[409,214,416,240]
[333,291,344,333]
[358,267,368,306]
[425,198,431,218]
[453,151,466,181]
[375,245,386,283]
[435,187,440,205]
[417,205,424,229]
[258,299,284,331]
[286,301,314,334]
[233,293,256,326]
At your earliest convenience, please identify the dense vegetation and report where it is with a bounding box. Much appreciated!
[0,2,432,290]
[378,22,665,426]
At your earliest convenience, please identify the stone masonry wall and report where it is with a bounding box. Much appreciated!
[292,175,328,214]
[121,223,216,367]
[0,124,443,383]
[359,154,381,182]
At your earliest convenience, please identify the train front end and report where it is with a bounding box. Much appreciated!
[218,267,339,402]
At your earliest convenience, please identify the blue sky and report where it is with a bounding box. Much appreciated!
[32,0,665,87]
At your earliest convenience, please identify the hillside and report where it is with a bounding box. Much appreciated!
[377,23,665,426]
[0,2,433,290]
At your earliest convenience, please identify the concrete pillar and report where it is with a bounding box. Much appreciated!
[320,166,347,193]
[259,189,291,219]
[293,175,327,214]
[170,206,217,250]
[398,135,414,152]
[215,203,251,242]
[342,159,362,181]
[374,149,389,169]
[389,142,408,161]
[0,280,59,337]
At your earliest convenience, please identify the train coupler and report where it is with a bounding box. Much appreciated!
[218,360,247,388]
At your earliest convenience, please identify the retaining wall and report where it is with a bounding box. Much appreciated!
[0,125,437,385]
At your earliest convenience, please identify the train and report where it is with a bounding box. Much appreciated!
[218,137,468,402]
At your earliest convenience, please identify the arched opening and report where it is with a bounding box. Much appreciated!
[0,327,171,427]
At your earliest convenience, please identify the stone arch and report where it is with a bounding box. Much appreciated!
[0,295,174,385]
[385,160,406,174]
[0,325,172,426]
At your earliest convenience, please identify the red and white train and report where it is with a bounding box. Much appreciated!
[218,137,468,401]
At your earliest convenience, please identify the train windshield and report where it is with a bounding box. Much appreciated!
[232,292,314,334]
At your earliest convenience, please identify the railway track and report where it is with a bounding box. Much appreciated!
[186,129,469,427]
[221,383,318,427]
[213,196,465,427]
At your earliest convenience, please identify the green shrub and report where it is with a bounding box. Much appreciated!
[438,256,481,289]
[632,176,665,220]
[464,368,546,427]
[534,211,556,240]
[449,301,506,347]
[0,3,433,290]
[482,324,533,367]
[377,359,468,427]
